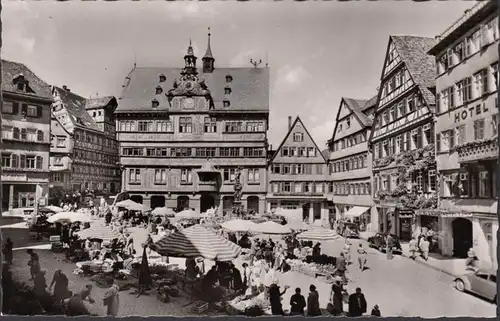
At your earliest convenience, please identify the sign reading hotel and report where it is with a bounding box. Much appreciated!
[454,103,488,123]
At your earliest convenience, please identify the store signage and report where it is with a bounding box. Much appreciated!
[1,173,27,182]
[440,212,473,218]
[454,103,488,123]
[399,215,414,219]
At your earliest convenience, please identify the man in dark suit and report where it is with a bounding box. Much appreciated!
[348,287,367,317]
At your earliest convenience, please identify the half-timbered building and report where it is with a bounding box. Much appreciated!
[267,116,329,225]
[427,1,498,267]
[327,96,376,231]
[369,36,437,241]
[115,34,269,214]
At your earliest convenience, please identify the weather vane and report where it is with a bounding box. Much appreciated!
[250,58,262,68]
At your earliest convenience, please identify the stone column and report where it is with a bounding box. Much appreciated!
[8,184,14,210]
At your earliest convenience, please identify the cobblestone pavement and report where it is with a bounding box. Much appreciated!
[275,238,496,317]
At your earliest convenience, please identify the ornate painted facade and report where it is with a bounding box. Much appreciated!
[115,34,269,213]
[267,116,330,225]
[1,60,52,211]
[369,35,437,241]
[327,96,376,230]
[427,1,498,267]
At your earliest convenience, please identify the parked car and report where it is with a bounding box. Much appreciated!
[343,222,360,238]
[454,268,497,303]
[367,233,402,253]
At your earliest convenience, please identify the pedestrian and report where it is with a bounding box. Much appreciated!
[386,234,394,260]
[125,233,135,256]
[242,262,251,294]
[343,240,351,264]
[103,277,120,316]
[420,237,430,261]
[27,249,40,280]
[3,238,13,265]
[335,252,347,284]
[307,284,321,316]
[371,304,381,316]
[330,276,344,316]
[33,269,48,297]
[348,287,367,317]
[289,287,306,316]
[465,247,479,271]
[357,243,367,271]
[268,283,288,315]
[49,269,70,303]
[409,237,418,260]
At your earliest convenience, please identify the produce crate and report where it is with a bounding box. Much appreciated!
[191,301,208,314]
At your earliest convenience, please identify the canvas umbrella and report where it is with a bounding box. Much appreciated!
[176,209,200,220]
[115,199,137,208]
[75,222,122,241]
[42,205,64,213]
[151,207,175,217]
[221,219,257,232]
[285,220,310,231]
[115,199,150,211]
[251,221,291,235]
[47,211,92,223]
[152,225,241,261]
[296,227,340,241]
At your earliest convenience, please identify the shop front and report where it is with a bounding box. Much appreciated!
[377,206,396,235]
[397,209,414,242]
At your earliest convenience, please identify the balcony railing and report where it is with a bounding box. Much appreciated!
[272,192,325,197]
[2,131,47,144]
[455,138,497,163]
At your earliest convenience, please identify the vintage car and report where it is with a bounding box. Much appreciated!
[454,268,497,303]
[342,222,360,238]
[367,233,402,253]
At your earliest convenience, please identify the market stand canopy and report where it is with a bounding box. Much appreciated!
[76,222,122,241]
[344,206,370,218]
[176,209,200,219]
[152,225,241,261]
[115,199,151,212]
[251,221,291,235]
[285,220,310,231]
[47,212,92,223]
[42,205,64,213]
[296,227,340,241]
[151,207,175,217]
[221,219,257,232]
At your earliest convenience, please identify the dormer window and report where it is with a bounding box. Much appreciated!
[155,86,163,95]
[159,74,166,82]
[152,99,159,108]
[17,82,25,91]
[225,75,233,83]
[223,99,230,108]
[224,86,232,95]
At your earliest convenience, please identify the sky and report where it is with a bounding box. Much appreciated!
[2,1,477,148]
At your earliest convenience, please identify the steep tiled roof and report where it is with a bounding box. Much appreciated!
[2,59,52,100]
[85,96,115,110]
[321,148,329,160]
[53,86,101,132]
[343,97,373,127]
[362,95,378,112]
[391,36,437,106]
[117,66,269,112]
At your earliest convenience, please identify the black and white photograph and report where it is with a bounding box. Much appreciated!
[0,0,498,318]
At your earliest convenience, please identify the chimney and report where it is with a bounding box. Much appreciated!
[288,116,292,130]
[62,85,70,92]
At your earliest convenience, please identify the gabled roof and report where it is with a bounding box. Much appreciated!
[117,66,269,113]
[85,96,116,110]
[328,95,377,144]
[2,59,52,100]
[53,86,101,132]
[389,35,437,106]
[270,116,327,163]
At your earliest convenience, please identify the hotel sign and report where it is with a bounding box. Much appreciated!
[454,103,488,123]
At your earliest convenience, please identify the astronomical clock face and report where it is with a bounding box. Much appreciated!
[183,98,195,109]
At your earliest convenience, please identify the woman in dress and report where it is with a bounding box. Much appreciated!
[49,269,70,302]
[343,239,352,264]
[103,278,120,316]
[357,243,368,271]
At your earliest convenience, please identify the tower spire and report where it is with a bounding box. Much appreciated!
[202,27,215,73]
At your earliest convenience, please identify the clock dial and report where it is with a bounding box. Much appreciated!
[183,98,195,109]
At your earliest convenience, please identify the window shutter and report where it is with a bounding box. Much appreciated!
[406,132,411,150]
[20,155,26,168]
[436,93,441,113]
[13,102,19,114]
[21,103,28,115]
[429,124,435,144]
[436,133,441,152]
[36,105,42,118]
[417,126,423,149]
[36,156,43,169]
[11,154,18,168]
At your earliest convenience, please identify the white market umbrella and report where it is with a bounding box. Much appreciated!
[44,205,64,213]
[221,219,257,232]
[285,220,310,231]
[152,225,241,261]
[151,207,175,217]
[176,209,200,220]
[115,199,150,212]
[76,222,122,241]
[296,227,340,241]
[251,221,291,235]
[47,211,92,223]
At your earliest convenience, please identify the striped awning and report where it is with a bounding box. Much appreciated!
[76,223,122,241]
[297,227,340,241]
[152,225,241,261]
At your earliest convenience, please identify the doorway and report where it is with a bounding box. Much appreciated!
[130,195,143,204]
[200,194,215,213]
[247,196,259,214]
[150,195,165,209]
[452,218,473,258]
[302,203,310,222]
[176,196,190,211]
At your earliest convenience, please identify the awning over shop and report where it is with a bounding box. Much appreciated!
[344,206,370,218]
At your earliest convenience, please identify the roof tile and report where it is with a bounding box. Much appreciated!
[53,86,101,132]
[2,59,52,100]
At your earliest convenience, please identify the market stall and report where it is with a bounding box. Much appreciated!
[176,209,200,220]
[151,207,176,217]
[251,221,291,235]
